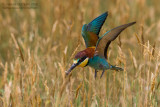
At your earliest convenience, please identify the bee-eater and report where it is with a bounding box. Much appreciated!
[66,12,136,78]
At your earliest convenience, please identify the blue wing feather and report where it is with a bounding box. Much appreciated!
[81,12,108,47]
[87,12,108,35]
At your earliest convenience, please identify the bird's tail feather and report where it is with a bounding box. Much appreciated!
[111,65,123,71]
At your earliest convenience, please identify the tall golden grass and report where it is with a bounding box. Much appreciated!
[0,0,160,106]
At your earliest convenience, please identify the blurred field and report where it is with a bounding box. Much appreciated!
[0,0,160,106]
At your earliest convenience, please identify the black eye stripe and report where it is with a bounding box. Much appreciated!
[78,56,87,63]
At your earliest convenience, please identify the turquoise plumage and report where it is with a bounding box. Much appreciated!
[88,56,123,78]
[66,12,136,78]
[88,55,110,70]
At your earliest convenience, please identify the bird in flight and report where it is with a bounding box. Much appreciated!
[66,12,136,78]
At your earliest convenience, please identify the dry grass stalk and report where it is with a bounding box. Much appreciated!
[58,62,65,82]
[134,33,141,44]
[128,49,137,69]
[150,65,159,95]
[2,62,8,87]
[0,61,4,69]
[75,82,82,99]
[69,42,80,62]
[70,100,73,107]
[152,42,156,56]
[59,74,72,98]
[83,92,86,107]
[4,81,12,107]
[11,33,24,62]
[52,20,58,34]
[44,80,49,96]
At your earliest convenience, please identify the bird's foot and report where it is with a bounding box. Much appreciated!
[94,70,98,79]
[100,70,105,78]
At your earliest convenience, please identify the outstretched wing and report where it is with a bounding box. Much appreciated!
[95,22,136,59]
[82,12,108,47]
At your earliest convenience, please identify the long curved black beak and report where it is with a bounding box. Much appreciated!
[65,63,78,75]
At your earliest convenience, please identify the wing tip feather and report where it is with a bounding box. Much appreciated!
[128,21,136,26]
